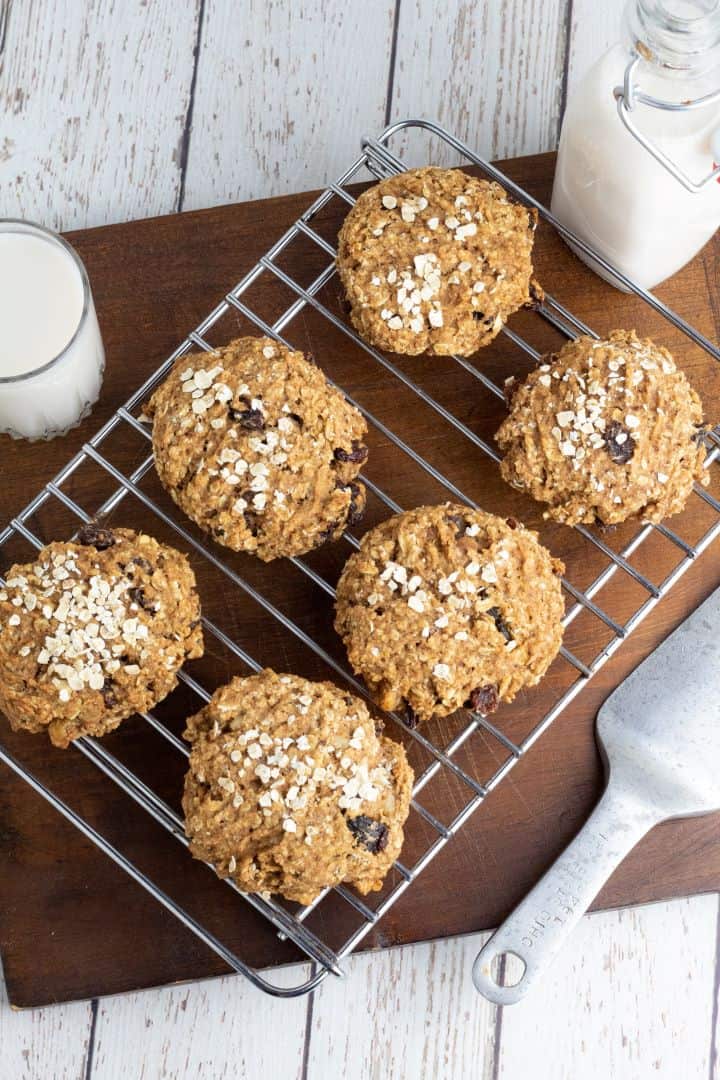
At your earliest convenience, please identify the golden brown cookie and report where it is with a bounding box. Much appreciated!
[182,670,413,905]
[0,523,203,748]
[496,330,708,527]
[336,166,538,356]
[334,504,564,725]
[147,336,368,561]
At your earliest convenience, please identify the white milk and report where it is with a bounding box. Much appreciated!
[0,223,104,440]
[552,3,720,291]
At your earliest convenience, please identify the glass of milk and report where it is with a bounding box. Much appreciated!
[552,0,720,292]
[0,220,105,440]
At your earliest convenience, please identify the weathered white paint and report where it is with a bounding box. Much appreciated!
[498,895,719,1080]
[2,897,719,1076]
[0,0,629,230]
[566,0,625,97]
[305,933,497,1080]
[90,965,311,1080]
[0,958,93,1079]
[387,0,569,169]
[180,0,397,210]
[0,0,201,230]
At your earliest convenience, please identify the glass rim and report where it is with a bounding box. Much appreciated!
[0,217,92,386]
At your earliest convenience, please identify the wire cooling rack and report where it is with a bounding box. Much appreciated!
[2,119,720,999]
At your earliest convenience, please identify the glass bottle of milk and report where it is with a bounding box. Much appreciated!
[551,0,720,291]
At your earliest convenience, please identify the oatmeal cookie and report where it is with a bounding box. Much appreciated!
[147,336,368,561]
[334,504,564,725]
[496,330,708,527]
[0,523,203,748]
[182,670,413,905]
[336,166,538,356]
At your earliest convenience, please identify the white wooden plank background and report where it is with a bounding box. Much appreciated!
[0,0,202,230]
[181,0,398,209]
[0,0,621,229]
[3,1,720,1078]
[3,897,719,1080]
[0,962,93,1079]
[389,0,569,168]
[90,965,312,1080]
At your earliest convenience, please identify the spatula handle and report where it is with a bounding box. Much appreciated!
[472,784,658,1004]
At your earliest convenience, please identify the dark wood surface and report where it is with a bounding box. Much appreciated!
[1,151,720,1009]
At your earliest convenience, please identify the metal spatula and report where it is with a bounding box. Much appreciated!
[472,584,720,1005]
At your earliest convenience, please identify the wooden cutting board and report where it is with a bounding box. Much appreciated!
[1,151,720,1009]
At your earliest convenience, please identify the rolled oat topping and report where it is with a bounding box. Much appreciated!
[182,670,413,904]
[496,330,708,527]
[0,527,203,747]
[146,336,368,560]
[337,166,538,357]
[335,504,564,724]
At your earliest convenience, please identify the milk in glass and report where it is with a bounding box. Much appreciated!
[0,221,104,440]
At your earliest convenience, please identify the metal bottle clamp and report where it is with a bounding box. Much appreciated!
[614,53,720,192]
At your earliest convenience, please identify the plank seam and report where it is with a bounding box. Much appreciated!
[177,0,208,212]
[83,998,99,1080]
[0,0,13,61]
[300,966,316,1080]
[490,954,506,1080]
[384,0,403,126]
[558,0,574,136]
[707,896,720,1080]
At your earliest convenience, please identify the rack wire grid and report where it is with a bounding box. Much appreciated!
[2,118,720,1000]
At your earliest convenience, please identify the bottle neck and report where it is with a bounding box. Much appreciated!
[623,0,720,78]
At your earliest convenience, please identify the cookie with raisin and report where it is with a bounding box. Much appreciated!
[337,166,538,356]
[0,524,203,747]
[147,337,368,560]
[182,670,413,905]
[334,504,564,724]
[496,330,707,526]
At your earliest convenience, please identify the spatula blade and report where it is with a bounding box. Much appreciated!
[597,585,720,817]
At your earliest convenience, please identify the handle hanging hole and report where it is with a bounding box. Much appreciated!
[490,950,527,987]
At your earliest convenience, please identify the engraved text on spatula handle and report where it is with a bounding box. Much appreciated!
[471,783,659,1004]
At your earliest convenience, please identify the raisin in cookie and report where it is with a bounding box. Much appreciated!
[147,337,368,561]
[336,166,538,357]
[334,504,564,725]
[0,523,203,748]
[496,330,708,527]
[182,670,413,905]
